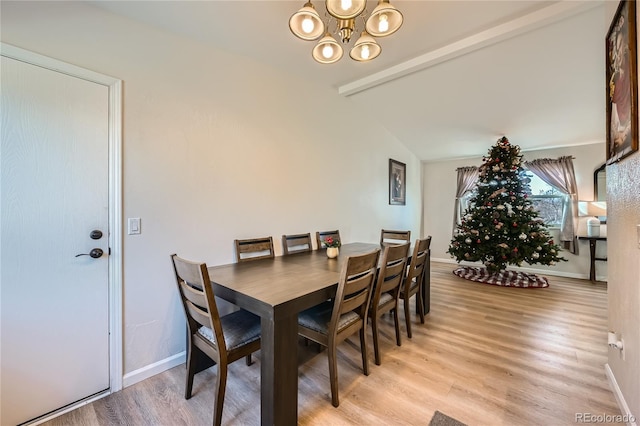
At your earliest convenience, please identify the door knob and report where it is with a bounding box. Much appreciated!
[75,248,104,259]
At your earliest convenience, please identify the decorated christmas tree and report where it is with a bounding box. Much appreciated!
[447,137,566,275]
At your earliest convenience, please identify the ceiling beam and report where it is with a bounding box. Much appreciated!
[338,0,603,97]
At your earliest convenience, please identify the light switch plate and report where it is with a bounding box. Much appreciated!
[128,217,141,235]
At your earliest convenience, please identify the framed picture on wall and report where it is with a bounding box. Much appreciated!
[606,0,639,164]
[389,159,406,205]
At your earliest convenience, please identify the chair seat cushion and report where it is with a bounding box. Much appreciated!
[197,309,261,351]
[298,301,359,335]
[377,292,394,307]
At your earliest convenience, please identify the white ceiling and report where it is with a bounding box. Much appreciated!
[91,0,607,161]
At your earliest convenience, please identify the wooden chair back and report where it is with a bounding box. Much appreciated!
[369,242,410,364]
[234,236,275,262]
[282,233,312,255]
[406,236,431,285]
[331,250,381,337]
[171,253,261,425]
[316,230,341,249]
[297,248,380,407]
[171,254,225,358]
[380,229,411,246]
[371,243,410,309]
[401,236,432,338]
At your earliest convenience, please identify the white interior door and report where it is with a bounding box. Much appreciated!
[1,55,110,425]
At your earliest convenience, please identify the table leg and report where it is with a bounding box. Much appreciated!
[589,240,596,281]
[260,314,298,425]
[419,250,431,315]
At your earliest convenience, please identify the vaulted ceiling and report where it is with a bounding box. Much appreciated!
[92,0,607,161]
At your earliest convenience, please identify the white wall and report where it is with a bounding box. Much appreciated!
[605,2,640,421]
[607,156,640,423]
[1,2,421,378]
[423,142,606,280]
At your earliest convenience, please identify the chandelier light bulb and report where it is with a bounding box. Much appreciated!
[289,1,325,41]
[312,32,343,63]
[301,17,315,33]
[378,14,389,33]
[349,31,381,61]
[365,0,403,37]
[322,44,334,59]
[326,0,366,20]
[361,45,370,60]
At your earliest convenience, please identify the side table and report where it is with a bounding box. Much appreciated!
[578,236,607,281]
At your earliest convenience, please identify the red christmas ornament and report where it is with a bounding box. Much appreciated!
[477,239,481,244]
[512,222,518,227]
[513,248,518,252]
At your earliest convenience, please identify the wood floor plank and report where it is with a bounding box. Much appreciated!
[41,261,620,425]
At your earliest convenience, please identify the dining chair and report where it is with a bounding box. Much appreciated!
[171,254,261,426]
[369,242,410,365]
[282,233,312,255]
[380,229,412,246]
[298,249,381,407]
[234,236,275,262]
[400,237,431,338]
[316,229,341,249]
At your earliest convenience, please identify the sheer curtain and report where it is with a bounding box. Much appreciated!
[525,156,579,254]
[452,166,479,235]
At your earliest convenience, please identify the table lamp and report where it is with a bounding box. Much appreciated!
[578,201,607,237]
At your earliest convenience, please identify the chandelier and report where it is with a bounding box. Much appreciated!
[288,0,403,64]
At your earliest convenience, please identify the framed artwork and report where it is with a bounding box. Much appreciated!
[606,0,639,164]
[389,159,406,205]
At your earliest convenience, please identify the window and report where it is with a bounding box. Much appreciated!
[525,172,567,228]
[456,170,567,229]
[459,188,477,219]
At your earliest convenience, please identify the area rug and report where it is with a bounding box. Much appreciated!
[453,266,549,288]
[429,410,467,426]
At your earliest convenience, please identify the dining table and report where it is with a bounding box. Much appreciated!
[207,242,430,425]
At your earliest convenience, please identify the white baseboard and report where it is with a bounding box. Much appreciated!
[605,363,638,426]
[122,351,186,388]
[431,257,590,280]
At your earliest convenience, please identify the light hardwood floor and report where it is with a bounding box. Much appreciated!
[43,262,620,425]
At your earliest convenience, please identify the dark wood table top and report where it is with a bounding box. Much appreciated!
[208,242,382,317]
